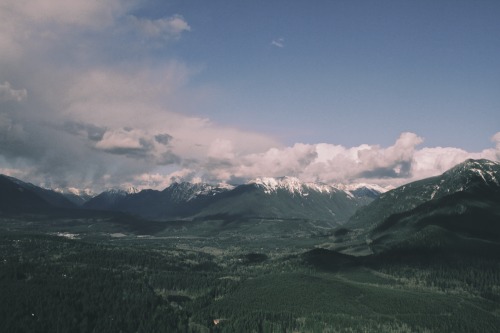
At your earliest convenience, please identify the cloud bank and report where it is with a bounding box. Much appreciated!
[0,1,498,192]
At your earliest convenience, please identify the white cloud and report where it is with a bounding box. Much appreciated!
[60,66,280,162]
[130,14,191,40]
[2,0,124,27]
[168,132,499,189]
[207,139,235,160]
[492,132,500,160]
[0,81,27,102]
[95,128,147,152]
[0,0,126,63]
[231,143,318,181]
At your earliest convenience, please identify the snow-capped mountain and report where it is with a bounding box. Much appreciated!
[164,182,235,202]
[81,178,381,222]
[192,177,380,224]
[54,187,96,206]
[0,172,385,223]
[249,177,340,196]
[335,183,392,199]
[248,176,388,199]
[342,159,500,255]
[83,182,236,219]
[83,187,140,211]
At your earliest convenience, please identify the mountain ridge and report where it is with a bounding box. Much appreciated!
[83,177,383,222]
[347,158,500,230]
[338,158,500,256]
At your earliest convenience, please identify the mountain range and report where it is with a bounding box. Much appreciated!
[0,174,384,224]
[1,158,499,257]
[83,177,381,224]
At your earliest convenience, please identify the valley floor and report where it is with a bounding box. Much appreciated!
[1,216,500,332]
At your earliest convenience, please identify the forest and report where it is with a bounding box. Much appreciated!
[1,224,500,333]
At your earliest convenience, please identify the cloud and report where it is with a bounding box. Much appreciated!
[0,114,28,155]
[155,133,173,145]
[234,143,318,180]
[94,128,151,156]
[62,121,106,141]
[2,0,124,27]
[271,38,285,48]
[130,14,191,40]
[0,0,127,64]
[493,132,500,160]
[173,132,498,189]
[0,82,27,102]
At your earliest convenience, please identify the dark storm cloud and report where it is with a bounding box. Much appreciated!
[62,121,106,142]
[0,81,27,103]
[155,133,173,145]
[157,151,181,165]
[0,114,29,157]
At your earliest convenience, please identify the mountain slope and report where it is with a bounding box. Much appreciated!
[0,175,77,212]
[83,188,138,211]
[340,159,500,255]
[348,159,500,230]
[0,175,55,213]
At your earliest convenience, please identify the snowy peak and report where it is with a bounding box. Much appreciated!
[248,176,339,196]
[106,189,131,196]
[54,187,96,206]
[335,183,390,199]
[247,177,388,199]
[55,187,96,197]
[348,158,500,230]
[114,187,140,195]
[94,186,140,200]
[444,159,500,186]
[339,183,391,193]
[83,187,140,210]
[164,182,234,202]
[121,186,140,195]
[378,159,500,203]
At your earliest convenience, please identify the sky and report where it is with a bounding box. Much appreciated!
[0,0,499,192]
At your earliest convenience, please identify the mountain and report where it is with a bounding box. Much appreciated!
[348,159,500,229]
[0,172,384,228]
[0,175,78,213]
[339,159,500,256]
[54,188,95,206]
[0,175,56,213]
[83,177,382,223]
[336,183,391,200]
[83,187,139,211]
[83,182,234,220]
[194,177,373,224]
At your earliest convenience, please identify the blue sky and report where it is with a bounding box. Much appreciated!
[0,0,499,190]
[154,0,500,149]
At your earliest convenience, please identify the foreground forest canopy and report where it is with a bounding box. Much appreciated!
[1,220,500,333]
